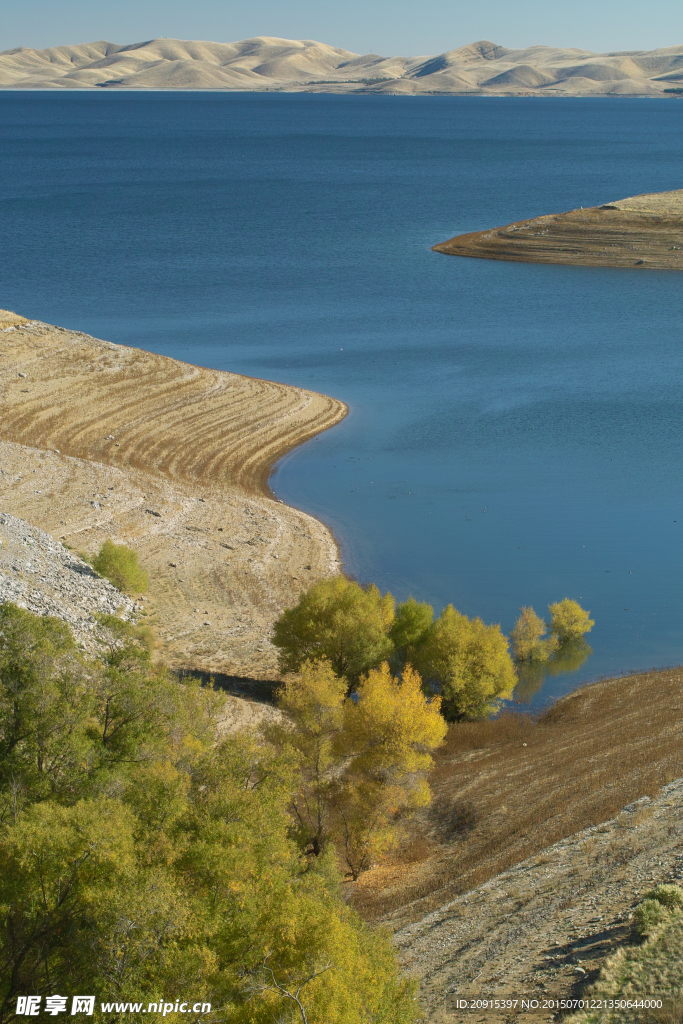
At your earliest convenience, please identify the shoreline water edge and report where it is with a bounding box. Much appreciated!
[0,309,347,682]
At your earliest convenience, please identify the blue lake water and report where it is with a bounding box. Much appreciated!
[2,91,683,707]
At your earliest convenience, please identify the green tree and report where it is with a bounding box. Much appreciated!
[413,605,516,720]
[389,597,434,669]
[0,603,93,815]
[548,599,594,643]
[273,660,347,855]
[92,538,148,594]
[0,605,420,1024]
[272,578,395,682]
[511,606,559,662]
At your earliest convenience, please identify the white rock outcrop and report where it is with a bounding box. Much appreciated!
[0,512,135,651]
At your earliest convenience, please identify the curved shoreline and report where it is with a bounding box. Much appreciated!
[0,311,347,499]
[0,310,347,678]
[433,188,683,270]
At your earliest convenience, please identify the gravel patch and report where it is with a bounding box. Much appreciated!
[0,511,135,651]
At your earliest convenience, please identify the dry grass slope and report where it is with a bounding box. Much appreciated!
[347,668,683,1024]
[354,666,683,928]
[0,318,344,494]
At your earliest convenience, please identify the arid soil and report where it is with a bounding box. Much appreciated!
[0,310,347,684]
[433,189,683,270]
[394,781,683,1023]
[348,668,683,1021]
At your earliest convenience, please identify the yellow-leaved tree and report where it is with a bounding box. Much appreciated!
[511,606,559,662]
[412,605,516,720]
[272,660,447,879]
[274,660,347,856]
[548,599,595,643]
[336,663,447,879]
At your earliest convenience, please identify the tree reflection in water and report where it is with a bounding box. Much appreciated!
[513,640,593,703]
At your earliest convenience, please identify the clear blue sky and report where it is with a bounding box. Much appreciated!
[3,0,683,56]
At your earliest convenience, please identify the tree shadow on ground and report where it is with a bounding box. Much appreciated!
[176,668,280,704]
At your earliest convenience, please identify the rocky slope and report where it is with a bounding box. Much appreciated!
[0,510,135,651]
[393,781,683,1023]
[4,37,683,94]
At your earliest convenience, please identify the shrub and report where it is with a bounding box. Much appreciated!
[643,883,683,911]
[96,612,155,652]
[630,886,683,940]
[632,898,669,938]
[92,539,148,594]
[548,598,594,643]
[511,606,559,662]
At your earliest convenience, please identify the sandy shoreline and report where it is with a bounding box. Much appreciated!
[0,309,347,680]
[434,188,683,270]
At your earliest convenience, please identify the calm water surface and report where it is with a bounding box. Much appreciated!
[2,92,683,706]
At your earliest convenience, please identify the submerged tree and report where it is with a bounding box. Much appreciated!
[412,605,517,720]
[511,606,559,662]
[548,599,594,643]
[513,638,593,702]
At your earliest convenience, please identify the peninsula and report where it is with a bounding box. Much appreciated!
[0,309,346,684]
[433,188,683,270]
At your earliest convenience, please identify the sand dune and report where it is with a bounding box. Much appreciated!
[3,35,683,93]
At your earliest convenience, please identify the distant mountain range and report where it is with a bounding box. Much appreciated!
[2,37,683,94]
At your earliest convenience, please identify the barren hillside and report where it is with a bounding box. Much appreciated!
[347,668,683,1022]
[3,36,683,94]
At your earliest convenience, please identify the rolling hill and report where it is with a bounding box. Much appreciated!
[2,36,683,93]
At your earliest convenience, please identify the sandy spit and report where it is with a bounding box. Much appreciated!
[434,188,683,270]
[0,309,347,680]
